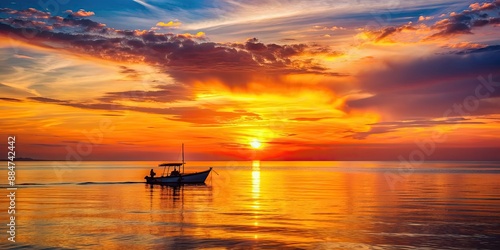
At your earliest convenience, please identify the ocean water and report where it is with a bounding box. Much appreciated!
[1,161,499,249]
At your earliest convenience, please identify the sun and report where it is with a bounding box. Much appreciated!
[250,139,261,149]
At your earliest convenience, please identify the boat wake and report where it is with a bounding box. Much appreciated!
[2,181,144,187]
[77,181,143,185]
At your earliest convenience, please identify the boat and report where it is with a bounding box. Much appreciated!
[144,144,212,185]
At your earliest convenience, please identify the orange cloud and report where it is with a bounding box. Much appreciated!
[469,2,497,11]
[180,31,206,39]
[156,21,182,28]
[65,9,95,17]
[418,15,434,21]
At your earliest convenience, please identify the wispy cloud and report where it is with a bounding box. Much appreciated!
[350,118,484,140]
[132,0,164,13]
[27,95,262,126]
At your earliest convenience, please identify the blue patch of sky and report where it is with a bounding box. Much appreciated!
[2,0,479,33]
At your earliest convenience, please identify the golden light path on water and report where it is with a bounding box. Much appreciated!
[252,160,261,239]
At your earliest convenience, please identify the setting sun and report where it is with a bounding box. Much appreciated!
[250,139,262,149]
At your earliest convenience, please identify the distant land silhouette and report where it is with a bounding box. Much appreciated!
[0,157,47,161]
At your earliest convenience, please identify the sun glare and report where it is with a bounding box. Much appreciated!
[250,139,261,149]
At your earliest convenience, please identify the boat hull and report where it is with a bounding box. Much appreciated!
[145,168,212,184]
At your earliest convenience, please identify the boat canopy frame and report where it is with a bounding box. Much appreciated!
[158,144,186,177]
[158,163,183,167]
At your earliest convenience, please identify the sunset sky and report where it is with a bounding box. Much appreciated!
[1,0,499,160]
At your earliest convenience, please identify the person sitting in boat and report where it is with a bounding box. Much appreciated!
[150,169,156,178]
[171,167,180,176]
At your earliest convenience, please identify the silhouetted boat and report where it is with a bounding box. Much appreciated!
[144,144,212,185]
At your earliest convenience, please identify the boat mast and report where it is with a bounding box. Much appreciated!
[182,143,185,174]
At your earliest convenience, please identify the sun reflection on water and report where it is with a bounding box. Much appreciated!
[252,160,261,239]
[252,160,261,199]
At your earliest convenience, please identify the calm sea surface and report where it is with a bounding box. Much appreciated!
[1,161,499,249]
